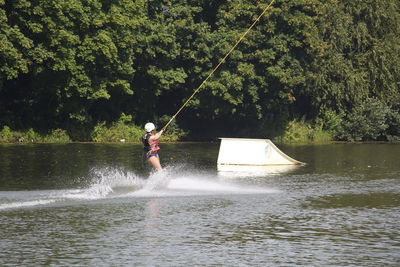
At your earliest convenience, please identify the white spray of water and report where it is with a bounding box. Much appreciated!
[131,165,278,197]
[0,165,278,210]
[59,167,145,200]
[0,167,144,210]
[0,199,57,210]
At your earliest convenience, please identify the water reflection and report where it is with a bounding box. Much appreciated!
[217,164,303,177]
[143,198,162,265]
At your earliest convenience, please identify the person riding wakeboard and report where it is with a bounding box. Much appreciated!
[142,122,164,171]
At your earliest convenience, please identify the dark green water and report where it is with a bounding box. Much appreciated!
[0,143,399,266]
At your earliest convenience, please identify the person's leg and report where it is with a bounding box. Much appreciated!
[147,154,162,171]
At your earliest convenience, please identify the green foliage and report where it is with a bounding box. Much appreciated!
[0,126,71,143]
[90,114,186,142]
[0,0,145,130]
[156,115,188,142]
[0,126,13,142]
[301,0,400,115]
[386,110,400,141]
[280,119,332,143]
[281,120,312,143]
[91,114,143,143]
[41,129,71,143]
[317,109,345,137]
[0,0,399,142]
[337,98,394,141]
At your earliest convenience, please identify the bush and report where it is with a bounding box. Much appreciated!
[92,114,143,142]
[91,114,188,143]
[318,109,345,136]
[280,119,332,143]
[281,120,311,143]
[0,126,14,142]
[337,98,391,141]
[0,126,71,143]
[386,108,400,141]
[0,114,188,143]
[25,128,40,142]
[42,129,71,143]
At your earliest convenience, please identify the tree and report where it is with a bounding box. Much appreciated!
[0,0,145,139]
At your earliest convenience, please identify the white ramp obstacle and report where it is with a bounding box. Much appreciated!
[217,138,304,172]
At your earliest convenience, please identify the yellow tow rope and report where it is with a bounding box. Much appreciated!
[162,0,275,132]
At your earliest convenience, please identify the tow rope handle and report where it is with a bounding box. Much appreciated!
[161,0,275,132]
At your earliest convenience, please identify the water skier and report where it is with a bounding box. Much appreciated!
[142,122,164,171]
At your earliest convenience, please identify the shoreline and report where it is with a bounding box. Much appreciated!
[1,140,399,145]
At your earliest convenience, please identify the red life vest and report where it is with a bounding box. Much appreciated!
[142,132,160,154]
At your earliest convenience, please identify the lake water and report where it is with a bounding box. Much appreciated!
[0,142,399,266]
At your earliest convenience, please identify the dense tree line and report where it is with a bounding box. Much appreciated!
[1,0,399,141]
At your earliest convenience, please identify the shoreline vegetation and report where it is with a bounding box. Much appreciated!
[1,107,399,144]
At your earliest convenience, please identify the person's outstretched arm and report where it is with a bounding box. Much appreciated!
[149,130,163,141]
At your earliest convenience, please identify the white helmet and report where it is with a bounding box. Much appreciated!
[144,122,155,132]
